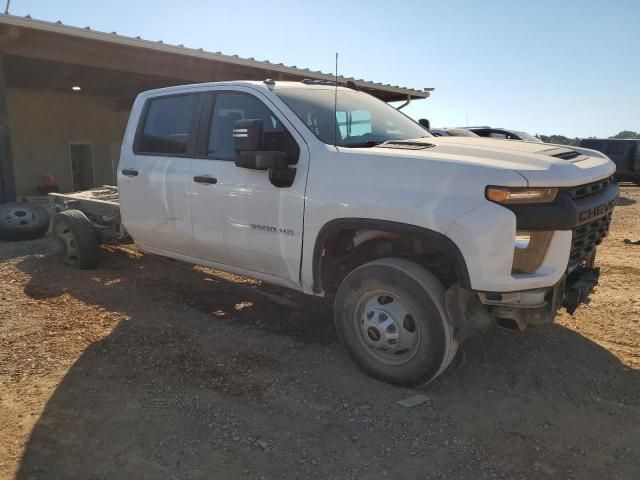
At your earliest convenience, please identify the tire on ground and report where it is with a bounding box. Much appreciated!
[334,257,458,387]
[52,210,100,269]
[0,202,50,241]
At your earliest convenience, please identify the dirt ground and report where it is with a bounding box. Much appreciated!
[1,186,639,480]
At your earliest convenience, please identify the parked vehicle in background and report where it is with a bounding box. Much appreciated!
[429,128,479,137]
[466,126,543,143]
[578,139,640,183]
[49,80,618,388]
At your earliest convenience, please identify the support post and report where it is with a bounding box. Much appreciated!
[0,53,16,203]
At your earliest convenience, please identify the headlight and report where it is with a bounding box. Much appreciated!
[512,230,553,273]
[486,186,558,204]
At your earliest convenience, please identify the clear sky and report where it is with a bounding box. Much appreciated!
[6,0,639,138]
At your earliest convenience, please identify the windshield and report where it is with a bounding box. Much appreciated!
[513,130,543,143]
[274,87,431,147]
[443,128,478,137]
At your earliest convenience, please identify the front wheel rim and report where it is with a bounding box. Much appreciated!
[55,224,79,264]
[354,290,421,366]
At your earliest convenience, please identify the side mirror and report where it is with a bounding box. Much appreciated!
[233,119,288,170]
[419,118,430,130]
[233,118,263,152]
[235,150,288,170]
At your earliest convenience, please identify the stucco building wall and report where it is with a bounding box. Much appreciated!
[6,87,128,195]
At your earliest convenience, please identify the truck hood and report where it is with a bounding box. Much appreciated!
[370,136,616,187]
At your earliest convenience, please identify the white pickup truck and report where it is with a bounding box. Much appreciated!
[49,80,618,387]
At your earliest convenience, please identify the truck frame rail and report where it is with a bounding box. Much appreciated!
[49,186,128,243]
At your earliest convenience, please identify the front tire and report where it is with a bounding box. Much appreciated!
[334,258,458,387]
[52,210,100,269]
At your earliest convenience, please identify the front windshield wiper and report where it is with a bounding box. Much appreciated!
[341,140,385,148]
[341,135,432,148]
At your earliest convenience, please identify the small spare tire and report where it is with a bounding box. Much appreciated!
[0,202,50,241]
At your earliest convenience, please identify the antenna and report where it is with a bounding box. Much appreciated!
[4,0,10,14]
[333,52,338,148]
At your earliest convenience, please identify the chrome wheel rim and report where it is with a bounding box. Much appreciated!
[354,290,421,365]
[55,224,79,264]
[3,207,37,228]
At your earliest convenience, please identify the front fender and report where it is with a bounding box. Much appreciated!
[446,203,572,292]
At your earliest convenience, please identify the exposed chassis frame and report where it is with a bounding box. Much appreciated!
[49,186,129,243]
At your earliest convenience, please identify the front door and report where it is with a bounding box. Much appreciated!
[118,93,202,257]
[189,88,308,284]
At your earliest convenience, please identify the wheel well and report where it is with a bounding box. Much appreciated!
[313,219,470,294]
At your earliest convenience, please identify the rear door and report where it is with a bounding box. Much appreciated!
[189,87,309,284]
[118,92,203,256]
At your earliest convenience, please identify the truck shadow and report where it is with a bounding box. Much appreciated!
[20,242,337,344]
[12,244,640,479]
[616,193,637,206]
[0,237,52,260]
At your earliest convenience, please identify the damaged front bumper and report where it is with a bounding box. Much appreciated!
[447,260,601,339]
[447,177,617,339]
[561,264,600,314]
[488,263,601,331]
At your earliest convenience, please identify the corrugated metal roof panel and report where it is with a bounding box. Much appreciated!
[0,14,433,100]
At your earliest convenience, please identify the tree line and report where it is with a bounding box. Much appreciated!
[538,130,640,146]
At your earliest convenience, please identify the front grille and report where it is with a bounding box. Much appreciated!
[565,175,615,200]
[569,212,612,267]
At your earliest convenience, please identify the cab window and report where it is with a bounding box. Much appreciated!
[136,94,200,155]
[207,92,299,163]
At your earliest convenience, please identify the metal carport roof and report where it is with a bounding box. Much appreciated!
[0,14,433,102]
